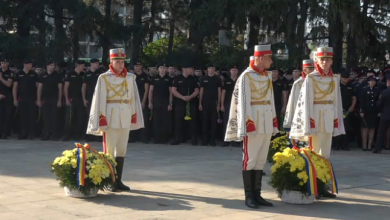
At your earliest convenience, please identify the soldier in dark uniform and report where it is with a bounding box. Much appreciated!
[82,58,102,141]
[333,71,356,150]
[359,76,381,151]
[284,69,295,94]
[0,58,14,139]
[37,60,63,140]
[373,72,390,153]
[221,65,239,147]
[63,60,85,141]
[130,61,150,143]
[149,63,173,144]
[271,68,287,130]
[170,63,199,145]
[12,59,39,139]
[199,64,222,146]
[193,67,203,137]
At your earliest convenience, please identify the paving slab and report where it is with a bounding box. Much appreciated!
[0,139,389,220]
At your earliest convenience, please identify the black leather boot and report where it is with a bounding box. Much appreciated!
[321,190,336,198]
[115,157,130,191]
[254,170,273,206]
[242,171,259,209]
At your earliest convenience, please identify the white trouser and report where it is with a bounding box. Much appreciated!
[103,128,130,157]
[311,133,332,159]
[242,133,272,170]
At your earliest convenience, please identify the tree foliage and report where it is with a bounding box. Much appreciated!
[1,0,390,68]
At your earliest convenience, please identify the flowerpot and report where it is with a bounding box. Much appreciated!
[281,190,315,205]
[64,187,98,198]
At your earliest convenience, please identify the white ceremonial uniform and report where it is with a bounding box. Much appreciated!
[225,66,279,170]
[283,77,304,129]
[289,71,345,158]
[87,71,144,157]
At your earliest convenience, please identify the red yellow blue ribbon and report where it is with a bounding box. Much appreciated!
[83,143,116,184]
[310,152,339,194]
[76,144,87,187]
[74,143,116,187]
[295,147,318,196]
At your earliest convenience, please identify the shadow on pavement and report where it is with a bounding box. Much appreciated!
[85,193,194,211]
[130,190,390,220]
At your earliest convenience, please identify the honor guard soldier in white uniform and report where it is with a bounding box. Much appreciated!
[225,45,278,209]
[284,59,314,130]
[87,48,144,192]
[290,47,345,198]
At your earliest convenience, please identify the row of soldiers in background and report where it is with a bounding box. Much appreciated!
[0,57,290,146]
[1,57,389,149]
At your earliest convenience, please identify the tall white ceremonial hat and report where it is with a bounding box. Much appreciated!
[302,59,314,68]
[254,45,272,57]
[316,47,333,58]
[110,48,126,59]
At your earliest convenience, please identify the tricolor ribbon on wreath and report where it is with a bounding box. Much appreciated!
[74,143,116,187]
[292,143,338,196]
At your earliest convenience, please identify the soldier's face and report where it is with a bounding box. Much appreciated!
[293,69,301,78]
[317,57,333,70]
[341,77,349,84]
[182,68,188,75]
[111,60,125,72]
[350,72,357,80]
[368,79,376,87]
[91,62,99,70]
[207,67,215,74]
[46,64,55,72]
[158,66,166,74]
[24,63,32,71]
[303,67,314,75]
[195,70,202,76]
[148,67,157,74]
[230,68,238,77]
[1,61,9,69]
[261,56,273,69]
[168,67,175,74]
[135,65,142,72]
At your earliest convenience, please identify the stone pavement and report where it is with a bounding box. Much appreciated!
[0,140,389,220]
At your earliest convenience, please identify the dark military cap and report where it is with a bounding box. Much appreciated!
[367,75,376,81]
[90,58,99,63]
[206,63,216,68]
[0,58,9,62]
[182,63,192,68]
[365,68,375,74]
[157,62,166,67]
[127,64,134,70]
[23,59,33,64]
[383,65,390,75]
[76,60,85,65]
[134,61,142,66]
[46,60,55,66]
[386,73,390,81]
[230,65,238,70]
[341,71,350,78]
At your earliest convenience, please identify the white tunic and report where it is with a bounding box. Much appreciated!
[283,77,304,129]
[289,71,345,141]
[225,67,279,142]
[86,71,144,136]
